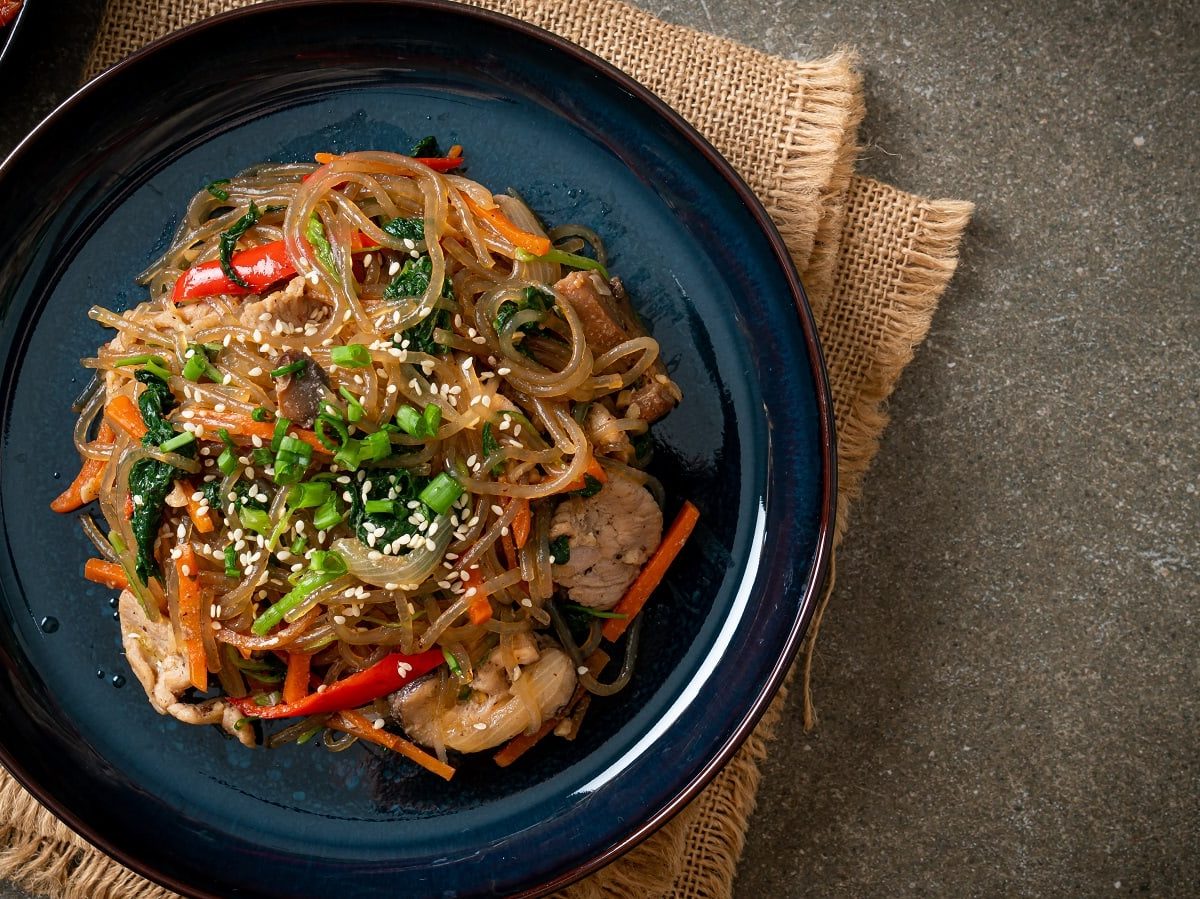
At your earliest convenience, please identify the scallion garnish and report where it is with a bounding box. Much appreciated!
[364,499,395,515]
[360,430,391,462]
[314,412,350,452]
[270,358,307,379]
[395,405,422,437]
[270,416,291,452]
[312,497,343,531]
[330,344,371,368]
[272,434,312,485]
[251,406,271,422]
[286,481,331,510]
[159,431,195,454]
[239,507,272,535]
[251,551,348,635]
[223,544,240,577]
[217,446,238,476]
[514,246,609,280]
[442,646,463,678]
[338,386,365,423]
[419,471,462,515]
[420,403,441,437]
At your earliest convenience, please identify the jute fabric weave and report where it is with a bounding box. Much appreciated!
[0,1,973,896]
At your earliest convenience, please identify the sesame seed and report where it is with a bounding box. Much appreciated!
[248,366,263,377]
[388,261,400,276]
[473,722,487,731]
[577,666,589,675]
[373,718,385,730]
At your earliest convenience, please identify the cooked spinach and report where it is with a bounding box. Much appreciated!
[218,201,262,289]
[347,468,425,549]
[382,216,425,242]
[577,475,604,498]
[306,214,338,275]
[129,371,195,584]
[205,178,231,202]
[384,255,453,355]
[550,535,571,565]
[409,135,441,158]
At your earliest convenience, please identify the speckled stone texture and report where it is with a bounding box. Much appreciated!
[1,1,1196,898]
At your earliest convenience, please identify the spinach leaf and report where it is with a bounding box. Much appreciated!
[481,421,505,476]
[135,369,178,445]
[494,286,555,357]
[577,474,604,498]
[550,535,571,565]
[382,216,425,242]
[347,468,425,549]
[201,479,223,511]
[218,201,262,289]
[306,214,338,275]
[384,255,453,355]
[409,135,441,158]
[129,371,195,584]
[205,178,231,202]
[129,458,176,585]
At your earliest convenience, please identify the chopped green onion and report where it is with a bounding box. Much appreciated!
[251,551,348,635]
[421,403,441,437]
[364,499,395,515]
[313,498,343,531]
[251,447,274,467]
[514,246,609,280]
[287,481,331,510]
[360,430,391,462]
[217,427,235,448]
[314,413,350,451]
[251,406,271,422]
[419,471,462,515]
[271,416,291,452]
[181,353,208,383]
[144,359,174,382]
[273,434,312,485]
[114,354,166,369]
[223,544,240,577]
[395,405,422,437]
[217,447,238,476]
[338,386,365,423]
[159,431,195,453]
[289,535,307,555]
[266,508,294,552]
[333,437,363,471]
[270,358,307,379]
[254,691,282,707]
[330,344,371,368]
[442,646,463,678]
[239,507,272,535]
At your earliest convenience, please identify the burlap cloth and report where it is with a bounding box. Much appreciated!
[0,1,973,896]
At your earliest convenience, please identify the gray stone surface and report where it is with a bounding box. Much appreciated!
[1,1,1196,897]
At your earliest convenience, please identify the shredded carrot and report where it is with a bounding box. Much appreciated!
[332,709,456,781]
[463,567,492,626]
[602,501,700,642]
[104,395,147,442]
[559,456,609,494]
[511,498,531,549]
[124,494,134,520]
[175,545,209,692]
[182,411,329,455]
[500,531,518,570]
[51,422,115,513]
[283,652,312,704]
[447,144,463,158]
[494,648,610,767]
[84,558,128,591]
[313,151,338,164]
[463,195,552,256]
[179,479,214,533]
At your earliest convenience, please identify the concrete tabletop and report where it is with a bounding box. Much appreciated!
[1,1,1195,897]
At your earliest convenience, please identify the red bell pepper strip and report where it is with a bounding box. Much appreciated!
[230,648,443,719]
[173,231,380,304]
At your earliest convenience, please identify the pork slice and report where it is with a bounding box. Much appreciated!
[553,272,681,424]
[238,276,330,332]
[272,351,331,427]
[549,472,663,609]
[118,590,254,746]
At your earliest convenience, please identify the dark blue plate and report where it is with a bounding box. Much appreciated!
[0,2,834,896]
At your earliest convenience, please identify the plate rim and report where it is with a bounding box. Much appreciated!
[0,0,836,895]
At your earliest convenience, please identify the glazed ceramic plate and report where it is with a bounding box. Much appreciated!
[0,1,834,896]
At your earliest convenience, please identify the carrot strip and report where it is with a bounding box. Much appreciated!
[84,558,128,591]
[182,411,329,455]
[463,195,552,256]
[50,422,116,513]
[494,648,610,767]
[175,545,209,692]
[447,144,463,159]
[332,709,456,781]
[104,395,148,441]
[511,498,531,549]
[602,501,700,642]
[463,567,492,626]
[313,151,338,164]
[559,456,609,494]
[500,531,519,570]
[283,652,312,705]
[179,479,214,533]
